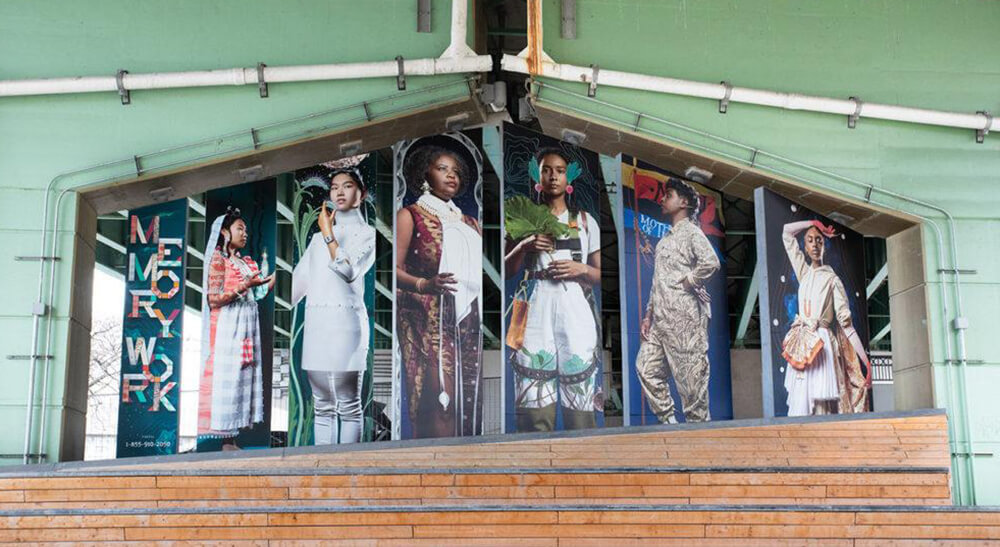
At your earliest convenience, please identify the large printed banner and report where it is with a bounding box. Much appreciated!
[502,123,605,433]
[392,131,485,440]
[619,157,732,425]
[288,155,378,446]
[117,199,187,458]
[754,187,872,417]
[197,181,276,451]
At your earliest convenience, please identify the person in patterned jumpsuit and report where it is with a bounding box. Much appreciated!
[637,178,719,423]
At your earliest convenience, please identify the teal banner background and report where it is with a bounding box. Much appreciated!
[116,198,188,458]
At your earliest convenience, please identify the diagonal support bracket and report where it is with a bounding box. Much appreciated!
[734,261,760,347]
[866,261,888,298]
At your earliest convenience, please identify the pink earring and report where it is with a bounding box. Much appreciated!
[566,185,574,195]
[534,183,543,193]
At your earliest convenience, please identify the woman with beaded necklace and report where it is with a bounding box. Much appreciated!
[395,144,484,439]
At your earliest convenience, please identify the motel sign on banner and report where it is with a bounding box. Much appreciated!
[116,199,188,458]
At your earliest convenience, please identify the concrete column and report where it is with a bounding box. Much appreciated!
[886,224,934,410]
[59,196,99,461]
[731,348,762,419]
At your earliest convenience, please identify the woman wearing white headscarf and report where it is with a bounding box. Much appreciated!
[198,207,273,450]
[781,220,871,416]
[292,168,375,445]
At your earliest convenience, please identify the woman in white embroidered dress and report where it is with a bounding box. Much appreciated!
[782,220,871,416]
[292,169,376,444]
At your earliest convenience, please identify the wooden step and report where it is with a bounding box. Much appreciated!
[0,410,952,514]
[0,468,952,509]
[0,504,996,544]
[73,410,950,473]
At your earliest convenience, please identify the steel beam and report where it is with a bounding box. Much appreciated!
[483,256,502,292]
[734,261,759,346]
[871,322,891,345]
[866,261,888,298]
[276,200,294,223]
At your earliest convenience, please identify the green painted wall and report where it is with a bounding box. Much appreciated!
[1,0,998,504]
[0,0,473,465]
[533,0,1000,504]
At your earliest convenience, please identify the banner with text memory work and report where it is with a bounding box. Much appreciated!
[117,198,188,458]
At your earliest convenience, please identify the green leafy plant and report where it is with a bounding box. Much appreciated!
[505,196,577,240]
[288,184,319,447]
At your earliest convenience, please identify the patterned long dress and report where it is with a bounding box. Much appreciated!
[198,250,265,438]
[396,204,483,439]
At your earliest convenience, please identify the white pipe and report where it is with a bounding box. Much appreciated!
[442,0,477,59]
[0,0,485,99]
[533,79,974,498]
[0,57,490,98]
[26,155,126,465]
[501,55,1000,133]
[22,316,39,464]
[38,187,73,464]
[27,0,484,465]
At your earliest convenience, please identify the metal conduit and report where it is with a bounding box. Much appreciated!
[25,77,477,466]
[531,79,975,503]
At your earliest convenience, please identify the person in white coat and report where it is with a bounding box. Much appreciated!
[292,169,376,444]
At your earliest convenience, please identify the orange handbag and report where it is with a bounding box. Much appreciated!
[781,316,824,371]
[505,274,530,350]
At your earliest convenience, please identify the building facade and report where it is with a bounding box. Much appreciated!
[1,0,998,504]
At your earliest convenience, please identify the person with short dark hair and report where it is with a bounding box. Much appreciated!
[636,178,719,423]
[780,220,871,416]
[291,168,375,444]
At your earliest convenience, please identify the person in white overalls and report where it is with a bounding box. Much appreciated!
[292,169,376,444]
[505,148,602,432]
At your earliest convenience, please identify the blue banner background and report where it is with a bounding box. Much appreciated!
[620,156,733,425]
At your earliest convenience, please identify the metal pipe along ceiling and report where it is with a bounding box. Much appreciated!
[501,55,998,134]
[20,0,483,465]
[0,0,487,98]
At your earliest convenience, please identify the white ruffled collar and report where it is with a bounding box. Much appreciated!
[335,207,365,225]
[417,193,463,222]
